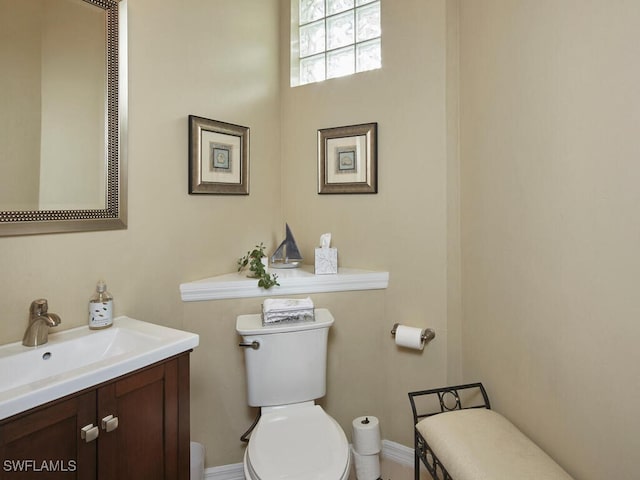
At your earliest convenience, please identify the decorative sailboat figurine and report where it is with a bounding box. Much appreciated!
[270,224,303,268]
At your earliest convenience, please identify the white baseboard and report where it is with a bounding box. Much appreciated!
[380,439,414,467]
[203,439,414,479]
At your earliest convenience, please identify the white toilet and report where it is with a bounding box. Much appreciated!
[236,308,351,480]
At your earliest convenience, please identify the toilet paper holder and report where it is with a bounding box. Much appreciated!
[391,323,436,343]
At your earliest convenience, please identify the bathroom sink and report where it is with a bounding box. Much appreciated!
[0,316,199,420]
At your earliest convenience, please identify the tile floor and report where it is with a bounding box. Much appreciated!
[379,457,415,479]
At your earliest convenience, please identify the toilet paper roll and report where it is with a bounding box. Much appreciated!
[190,441,205,480]
[351,446,381,480]
[352,416,381,455]
[394,324,425,350]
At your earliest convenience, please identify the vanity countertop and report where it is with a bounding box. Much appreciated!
[0,317,199,420]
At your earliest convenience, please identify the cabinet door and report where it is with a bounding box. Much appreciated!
[97,355,190,480]
[0,391,96,480]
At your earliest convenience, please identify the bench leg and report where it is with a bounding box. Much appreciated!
[414,435,421,480]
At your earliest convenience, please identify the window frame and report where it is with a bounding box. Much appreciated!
[291,0,381,87]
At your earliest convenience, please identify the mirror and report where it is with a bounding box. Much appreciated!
[0,0,127,236]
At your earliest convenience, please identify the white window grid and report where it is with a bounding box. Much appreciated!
[293,0,381,86]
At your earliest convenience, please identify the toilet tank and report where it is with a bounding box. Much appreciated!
[236,308,334,407]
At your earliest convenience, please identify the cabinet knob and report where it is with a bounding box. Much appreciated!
[81,424,99,443]
[101,414,119,433]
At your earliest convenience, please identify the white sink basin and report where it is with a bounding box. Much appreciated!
[0,316,199,420]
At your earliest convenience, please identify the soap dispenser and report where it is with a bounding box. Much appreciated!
[89,280,113,329]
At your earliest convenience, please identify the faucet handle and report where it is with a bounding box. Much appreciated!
[30,298,49,316]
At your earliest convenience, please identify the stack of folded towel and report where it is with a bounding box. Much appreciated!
[262,297,315,325]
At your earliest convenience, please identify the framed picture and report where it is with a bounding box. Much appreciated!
[188,115,249,194]
[317,122,377,194]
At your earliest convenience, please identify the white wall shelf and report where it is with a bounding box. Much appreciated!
[179,265,389,301]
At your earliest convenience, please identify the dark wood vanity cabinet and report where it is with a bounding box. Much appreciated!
[0,391,97,479]
[0,353,191,480]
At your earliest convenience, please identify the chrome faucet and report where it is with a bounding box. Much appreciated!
[22,299,61,347]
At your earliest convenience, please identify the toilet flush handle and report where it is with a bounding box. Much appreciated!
[239,340,260,350]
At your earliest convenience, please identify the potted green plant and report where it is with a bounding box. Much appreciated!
[237,243,280,289]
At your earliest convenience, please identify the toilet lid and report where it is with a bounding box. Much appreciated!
[247,405,350,480]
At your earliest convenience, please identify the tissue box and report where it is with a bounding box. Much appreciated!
[314,247,338,274]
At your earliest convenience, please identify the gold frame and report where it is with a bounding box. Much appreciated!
[188,116,249,195]
[318,122,377,194]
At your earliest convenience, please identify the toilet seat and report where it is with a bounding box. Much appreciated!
[244,405,351,480]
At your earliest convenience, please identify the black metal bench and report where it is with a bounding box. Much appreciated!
[408,383,490,480]
[408,382,573,480]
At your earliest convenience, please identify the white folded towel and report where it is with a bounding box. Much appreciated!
[262,297,315,325]
[263,297,314,313]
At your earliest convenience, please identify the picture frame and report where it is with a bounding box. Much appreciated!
[188,115,249,195]
[317,122,377,194]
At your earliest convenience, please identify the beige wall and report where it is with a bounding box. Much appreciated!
[278,0,455,453]
[189,0,457,466]
[185,291,388,466]
[4,0,637,477]
[0,0,281,336]
[0,1,282,463]
[460,1,640,479]
[1,0,456,469]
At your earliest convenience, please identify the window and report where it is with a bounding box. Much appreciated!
[292,0,381,86]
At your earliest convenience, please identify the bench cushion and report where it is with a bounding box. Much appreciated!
[416,409,573,480]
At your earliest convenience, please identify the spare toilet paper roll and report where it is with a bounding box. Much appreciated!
[352,416,381,455]
[351,446,381,480]
[394,324,425,350]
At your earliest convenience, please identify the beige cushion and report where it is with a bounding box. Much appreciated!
[416,409,574,480]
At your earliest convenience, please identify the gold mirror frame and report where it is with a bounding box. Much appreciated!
[0,0,127,237]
